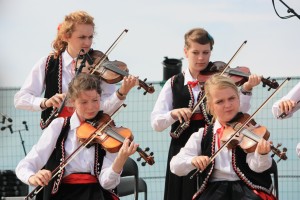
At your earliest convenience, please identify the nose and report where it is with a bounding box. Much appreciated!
[84,37,93,46]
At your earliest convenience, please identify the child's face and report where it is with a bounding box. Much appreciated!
[209,86,240,125]
[65,23,94,58]
[72,90,100,121]
[184,42,211,74]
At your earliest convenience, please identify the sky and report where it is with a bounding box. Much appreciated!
[0,0,300,88]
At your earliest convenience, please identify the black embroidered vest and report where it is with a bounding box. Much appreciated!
[170,73,209,144]
[36,117,107,200]
[193,124,273,199]
[40,54,63,129]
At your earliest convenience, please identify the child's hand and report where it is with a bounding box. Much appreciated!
[171,108,192,123]
[28,169,52,186]
[191,155,210,171]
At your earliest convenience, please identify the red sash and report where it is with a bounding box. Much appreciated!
[62,173,98,184]
[57,106,75,118]
[253,190,277,200]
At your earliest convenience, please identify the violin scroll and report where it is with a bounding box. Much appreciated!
[262,77,279,91]
[271,143,288,162]
[136,147,155,166]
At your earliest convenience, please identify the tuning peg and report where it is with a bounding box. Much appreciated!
[277,147,288,163]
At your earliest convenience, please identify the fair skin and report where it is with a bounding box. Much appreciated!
[170,41,262,123]
[30,89,138,186]
[42,23,138,109]
[191,86,271,171]
[278,99,297,114]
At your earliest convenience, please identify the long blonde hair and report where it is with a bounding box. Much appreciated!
[52,10,95,58]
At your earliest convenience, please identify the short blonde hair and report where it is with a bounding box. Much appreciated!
[204,74,239,116]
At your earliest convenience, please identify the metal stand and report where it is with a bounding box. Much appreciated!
[1,121,29,156]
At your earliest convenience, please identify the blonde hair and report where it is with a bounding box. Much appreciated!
[204,74,238,117]
[52,10,95,58]
[184,28,214,50]
[67,73,101,100]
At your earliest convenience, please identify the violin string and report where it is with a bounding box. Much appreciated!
[91,29,128,74]
[190,77,291,180]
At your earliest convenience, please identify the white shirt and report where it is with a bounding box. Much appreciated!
[151,69,252,132]
[15,111,121,190]
[14,51,124,115]
[297,143,300,158]
[170,119,272,181]
[272,81,300,119]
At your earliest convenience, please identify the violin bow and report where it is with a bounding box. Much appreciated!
[190,77,291,180]
[171,40,248,138]
[26,104,126,200]
[91,29,128,74]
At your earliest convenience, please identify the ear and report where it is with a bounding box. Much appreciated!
[184,47,188,58]
[68,99,75,107]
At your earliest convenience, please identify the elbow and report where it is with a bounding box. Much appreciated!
[151,121,165,132]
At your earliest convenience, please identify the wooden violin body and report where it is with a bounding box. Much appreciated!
[223,113,287,161]
[77,112,155,166]
[200,61,279,90]
[77,49,155,95]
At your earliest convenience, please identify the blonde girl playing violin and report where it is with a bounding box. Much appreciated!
[14,10,137,129]
[170,74,276,200]
[16,73,139,200]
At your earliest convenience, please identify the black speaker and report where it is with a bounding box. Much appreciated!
[0,170,28,199]
[162,57,183,81]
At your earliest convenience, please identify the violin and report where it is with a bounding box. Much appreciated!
[78,49,155,95]
[77,112,155,166]
[223,113,287,160]
[171,60,281,139]
[200,61,279,90]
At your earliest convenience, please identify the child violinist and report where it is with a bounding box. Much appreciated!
[170,74,276,200]
[151,27,262,200]
[14,10,137,129]
[15,73,139,200]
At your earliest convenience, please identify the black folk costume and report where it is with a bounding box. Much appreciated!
[151,67,253,200]
[14,50,123,130]
[193,125,275,200]
[165,72,211,200]
[16,111,121,200]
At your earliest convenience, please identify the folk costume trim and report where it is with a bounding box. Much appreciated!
[192,125,215,200]
[40,54,63,129]
[51,117,68,195]
[232,149,273,194]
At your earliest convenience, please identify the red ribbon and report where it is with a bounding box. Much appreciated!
[216,126,224,149]
[187,80,199,88]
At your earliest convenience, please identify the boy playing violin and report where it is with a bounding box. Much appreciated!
[170,74,276,200]
[15,73,139,200]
